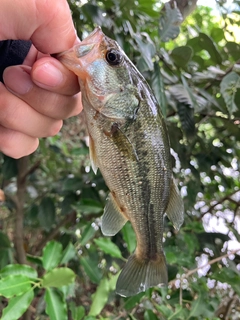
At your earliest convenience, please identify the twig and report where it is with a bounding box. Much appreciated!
[225,294,238,320]
[34,210,76,254]
[197,189,240,221]
[170,248,240,286]
[179,281,182,305]
[14,157,29,265]
[21,160,41,181]
[14,157,32,320]
[204,59,240,91]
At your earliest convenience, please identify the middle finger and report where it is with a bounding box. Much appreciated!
[3,65,82,120]
[0,82,62,138]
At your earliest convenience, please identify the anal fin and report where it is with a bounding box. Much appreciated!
[101,193,128,236]
[165,178,184,230]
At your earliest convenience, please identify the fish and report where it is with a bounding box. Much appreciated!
[57,27,184,297]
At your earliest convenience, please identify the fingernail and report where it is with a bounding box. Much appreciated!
[32,62,64,87]
[4,67,33,95]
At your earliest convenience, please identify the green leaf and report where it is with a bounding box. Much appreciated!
[124,292,145,310]
[42,267,75,288]
[198,33,222,64]
[2,156,18,179]
[89,275,118,316]
[0,249,11,270]
[42,241,63,271]
[188,293,206,318]
[135,35,155,70]
[38,197,56,231]
[26,254,43,266]
[165,250,178,264]
[181,75,199,110]
[211,267,240,296]
[69,302,85,320]
[80,223,97,246]
[74,198,103,214]
[59,282,75,300]
[225,41,240,61]
[89,278,109,316]
[70,147,89,156]
[144,309,158,320]
[169,84,193,107]
[1,290,34,320]
[220,71,240,115]
[168,304,188,320]
[94,237,123,259]
[122,222,136,254]
[0,264,37,279]
[155,304,174,318]
[151,61,167,118]
[45,288,67,320]
[61,194,78,215]
[60,242,76,265]
[63,176,83,192]
[159,2,182,42]
[171,46,193,67]
[177,102,195,138]
[210,27,224,43]
[0,231,11,249]
[80,256,102,284]
[0,275,32,298]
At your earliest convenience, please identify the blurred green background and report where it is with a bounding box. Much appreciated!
[0,0,240,319]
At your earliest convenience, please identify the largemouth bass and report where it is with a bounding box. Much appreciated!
[57,27,184,297]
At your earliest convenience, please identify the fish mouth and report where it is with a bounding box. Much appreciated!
[55,27,105,75]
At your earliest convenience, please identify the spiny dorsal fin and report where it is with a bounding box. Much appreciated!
[165,178,184,230]
[116,252,167,297]
[101,193,128,236]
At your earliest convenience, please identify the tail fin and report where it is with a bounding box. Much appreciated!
[116,253,167,297]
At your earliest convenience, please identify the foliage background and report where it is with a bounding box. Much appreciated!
[0,0,240,319]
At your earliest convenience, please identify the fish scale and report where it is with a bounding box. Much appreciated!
[57,27,184,297]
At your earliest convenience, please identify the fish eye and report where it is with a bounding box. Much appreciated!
[105,49,122,66]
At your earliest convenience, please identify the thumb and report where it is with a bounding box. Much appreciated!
[0,0,79,53]
[31,56,80,95]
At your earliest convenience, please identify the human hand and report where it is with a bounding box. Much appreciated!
[0,0,82,158]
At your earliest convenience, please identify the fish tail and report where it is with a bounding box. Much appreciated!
[116,252,168,297]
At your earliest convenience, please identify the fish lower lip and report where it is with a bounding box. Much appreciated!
[54,43,95,63]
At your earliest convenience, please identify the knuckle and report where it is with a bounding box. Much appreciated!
[0,128,39,158]
[46,120,63,137]
[64,94,83,119]
[0,87,20,129]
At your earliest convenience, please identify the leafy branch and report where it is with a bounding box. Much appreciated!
[183,248,240,279]
[197,189,240,221]
[169,248,240,289]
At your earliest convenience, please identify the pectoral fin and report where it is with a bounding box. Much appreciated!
[110,123,139,162]
[89,134,98,174]
[165,178,184,230]
[101,193,128,236]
